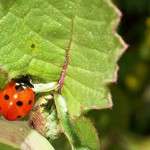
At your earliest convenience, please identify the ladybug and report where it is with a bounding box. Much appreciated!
[0,81,34,121]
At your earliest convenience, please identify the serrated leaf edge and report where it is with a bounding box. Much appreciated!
[70,0,128,119]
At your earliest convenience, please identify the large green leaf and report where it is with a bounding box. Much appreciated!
[0,0,126,117]
[0,0,126,149]
[61,0,126,116]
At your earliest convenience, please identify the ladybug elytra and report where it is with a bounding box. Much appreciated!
[0,81,34,121]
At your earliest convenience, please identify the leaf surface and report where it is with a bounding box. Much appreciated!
[54,94,100,150]
[0,1,126,149]
[61,0,126,116]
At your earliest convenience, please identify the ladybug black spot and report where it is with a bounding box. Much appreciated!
[15,85,24,91]
[28,100,32,105]
[16,101,23,106]
[4,94,9,100]
[17,115,22,118]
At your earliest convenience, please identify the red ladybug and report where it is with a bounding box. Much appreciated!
[0,81,34,121]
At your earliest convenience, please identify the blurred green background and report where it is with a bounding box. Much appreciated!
[1,0,150,149]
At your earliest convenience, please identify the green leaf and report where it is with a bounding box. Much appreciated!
[0,0,126,116]
[54,94,100,150]
[0,0,126,149]
[0,119,54,150]
[0,0,72,85]
[60,0,127,116]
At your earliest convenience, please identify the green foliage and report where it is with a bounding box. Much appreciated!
[0,0,125,149]
[61,0,124,117]
[0,0,68,85]
[0,0,124,115]
[55,94,100,150]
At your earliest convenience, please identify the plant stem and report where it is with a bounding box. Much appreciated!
[0,119,54,150]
